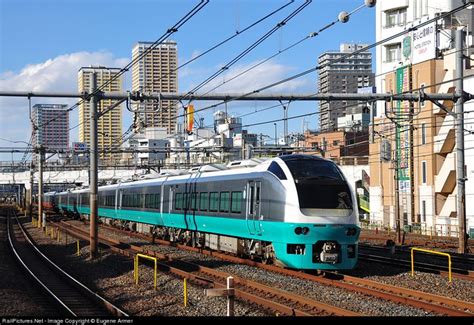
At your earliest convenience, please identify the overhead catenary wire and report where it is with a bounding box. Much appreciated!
[176,0,312,105]
[167,2,472,124]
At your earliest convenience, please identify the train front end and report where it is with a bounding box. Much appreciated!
[274,155,360,270]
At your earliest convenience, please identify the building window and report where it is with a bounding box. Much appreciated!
[385,43,401,62]
[385,7,407,28]
[421,123,426,145]
[421,200,426,223]
[421,161,427,184]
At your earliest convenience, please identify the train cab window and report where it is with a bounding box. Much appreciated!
[231,191,243,213]
[209,192,219,212]
[267,161,287,180]
[199,192,209,211]
[280,155,352,212]
[219,192,230,212]
[175,193,184,210]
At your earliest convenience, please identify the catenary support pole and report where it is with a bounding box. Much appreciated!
[455,28,467,254]
[37,146,44,229]
[29,162,33,220]
[89,72,99,259]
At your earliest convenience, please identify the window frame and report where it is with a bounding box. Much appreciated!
[231,191,243,214]
[199,192,209,211]
[209,192,219,212]
[219,192,230,213]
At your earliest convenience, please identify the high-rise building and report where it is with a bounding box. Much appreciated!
[369,0,474,237]
[132,41,178,134]
[78,66,123,162]
[32,104,69,160]
[318,43,374,131]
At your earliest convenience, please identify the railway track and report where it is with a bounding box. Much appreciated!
[6,208,128,317]
[53,218,474,316]
[358,252,473,281]
[52,219,359,316]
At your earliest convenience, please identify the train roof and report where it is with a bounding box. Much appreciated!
[54,154,329,194]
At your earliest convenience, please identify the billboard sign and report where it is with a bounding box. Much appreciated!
[395,66,411,184]
[73,142,88,152]
[412,21,437,64]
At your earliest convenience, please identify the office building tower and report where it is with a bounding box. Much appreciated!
[78,66,123,162]
[318,43,374,131]
[132,40,178,134]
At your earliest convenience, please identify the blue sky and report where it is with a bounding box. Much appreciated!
[0,0,375,161]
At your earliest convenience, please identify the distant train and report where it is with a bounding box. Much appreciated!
[45,154,360,270]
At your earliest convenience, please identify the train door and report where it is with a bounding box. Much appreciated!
[246,181,262,236]
[118,188,123,219]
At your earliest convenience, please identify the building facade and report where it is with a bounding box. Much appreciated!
[318,43,374,131]
[78,66,123,162]
[132,41,178,134]
[32,104,69,160]
[370,0,474,237]
[304,130,369,160]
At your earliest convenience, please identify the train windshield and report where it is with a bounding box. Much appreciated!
[280,155,353,215]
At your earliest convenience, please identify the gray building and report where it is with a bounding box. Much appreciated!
[32,104,69,160]
[318,43,374,131]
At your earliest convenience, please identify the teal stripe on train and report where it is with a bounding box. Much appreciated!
[59,204,359,269]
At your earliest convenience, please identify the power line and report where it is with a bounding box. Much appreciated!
[168,2,471,123]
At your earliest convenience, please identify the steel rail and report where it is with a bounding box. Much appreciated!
[54,219,360,316]
[9,210,128,317]
[85,219,474,316]
[6,208,77,316]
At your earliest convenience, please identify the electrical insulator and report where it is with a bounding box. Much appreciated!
[338,11,349,23]
[365,0,376,8]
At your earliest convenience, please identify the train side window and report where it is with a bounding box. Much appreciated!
[200,192,209,211]
[175,193,183,210]
[154,193,161,209]
[140,194,145,208]
[267,161,287,180]
[190,192,197,211]
[219,192,230,212]
[231,191,242,213]
[209,192,218,212]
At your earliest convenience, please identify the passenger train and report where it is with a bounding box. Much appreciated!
[45,154,360,270]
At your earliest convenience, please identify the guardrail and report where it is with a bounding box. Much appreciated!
[411,247,452,282]
[134,253,158,290]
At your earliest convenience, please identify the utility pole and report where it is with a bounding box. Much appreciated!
[395,149,401,244]
[89,72,99,259]
[283,104,288,146]
[28,161,34,220]
[37,145,44,229]
[455,28,467,254]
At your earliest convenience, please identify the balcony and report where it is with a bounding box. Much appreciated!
[434,114,455,154]
[438,187,457,219]
[434,152,456,194]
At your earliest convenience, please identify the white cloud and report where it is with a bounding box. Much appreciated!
[0,51,129,161]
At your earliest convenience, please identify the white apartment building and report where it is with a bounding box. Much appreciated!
[371,0,474,236]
